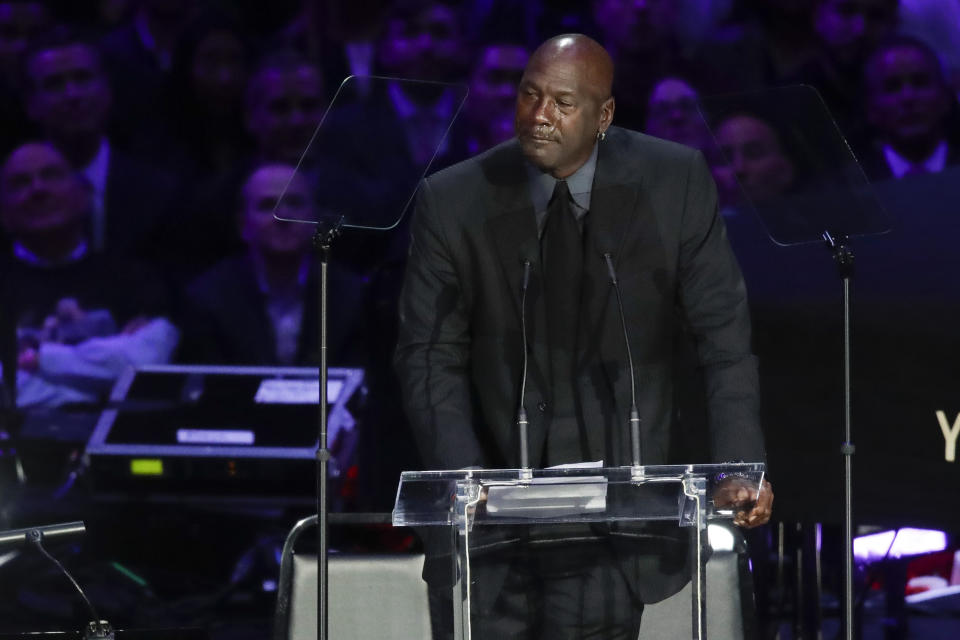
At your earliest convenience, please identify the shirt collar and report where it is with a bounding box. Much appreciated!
[81,137,110,193]
[13,239,89,267]
[883,140,949,179]
[387,81,456,122]
[526,141,599,214]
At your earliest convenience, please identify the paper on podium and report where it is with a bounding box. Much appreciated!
[485,461,607,518]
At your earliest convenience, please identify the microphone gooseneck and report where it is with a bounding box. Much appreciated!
[516,259,532,471]
[603,253,642,467]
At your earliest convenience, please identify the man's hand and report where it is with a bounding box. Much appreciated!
[714,477,773,528]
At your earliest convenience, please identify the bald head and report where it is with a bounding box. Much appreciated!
[515,34,616,178]
[530,34,614,102]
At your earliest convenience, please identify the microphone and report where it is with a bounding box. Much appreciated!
[602,253,642,469]
[516,259,532,476]
[0,522,113,639]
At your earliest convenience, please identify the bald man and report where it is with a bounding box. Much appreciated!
[396,34,771,638]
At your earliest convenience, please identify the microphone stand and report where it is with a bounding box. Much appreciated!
[515,260,532,481]
[603,254,643,479]
[312,217,343,640]
[1,521,112,639]
[823,231,856,640]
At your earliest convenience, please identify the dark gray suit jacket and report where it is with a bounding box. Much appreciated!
[396,126,765,471]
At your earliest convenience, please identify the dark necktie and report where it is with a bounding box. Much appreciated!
[542,180,582,417]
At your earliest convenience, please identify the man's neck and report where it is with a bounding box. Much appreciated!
[15,228,86,265]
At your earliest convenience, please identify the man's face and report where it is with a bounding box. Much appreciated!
[192,29,246,115]
[468,44,528,146]
[26,44,112,139]
[644,77,709,150]
[246,66,324,164]
[814,0,896,63]
[0,2,47,73]
[592,0,677,54]
[378,4,463,80]
[867,45,950,145]
[0,143,88,236]
[515,50,613,178]
[241,165,314,257]
[713,115,795,204]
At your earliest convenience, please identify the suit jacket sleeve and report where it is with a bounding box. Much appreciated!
[677,151,766,463]
[394,178,487,469]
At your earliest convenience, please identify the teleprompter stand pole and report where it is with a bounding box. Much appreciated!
[823,230,856,640]
[313,218,342,640]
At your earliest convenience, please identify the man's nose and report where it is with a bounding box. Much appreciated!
[531,98,554,125]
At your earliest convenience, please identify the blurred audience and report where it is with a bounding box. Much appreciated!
[591,0,697,129]
[464,42,528,154]
[791,0,899,129]
[99,0,196,148]
[179,163,365,367]
[694,0,818,92]
[859,35,960,180]
[0,142,176,408]
[713,112,797,206]
[244,50,324,166]
[0,1,48,154]
[375,1,470,166]
[643,76,713,152]
[21,27,180,260]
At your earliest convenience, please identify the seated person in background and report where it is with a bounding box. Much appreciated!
[643,76,713,153]
[859,35,960,180]
[791,0,899,134]
[712,111,797,208]
[244,51,325,167]
[179,163,366,367]
[0,142,177,408]
[463,42,528,155]
[21,26,181,260]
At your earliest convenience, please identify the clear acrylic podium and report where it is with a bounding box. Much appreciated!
[393,463,765,639]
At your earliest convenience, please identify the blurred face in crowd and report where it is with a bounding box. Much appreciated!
[866,44,951,149]
[246,64,323,164]
[644,77,710,150]
[0,1,47,77]
[192,28,246,116]
[0,142,88,238]
[814,0,896,64]
[378,3,464,80]
[26,43,112,141]
[592,0,678,54]
[713,114,795,204]
[515,35,615,179]
[240,165,314,259]
[468,44,528,148]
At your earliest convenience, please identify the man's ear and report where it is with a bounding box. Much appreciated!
[599,96,615,132]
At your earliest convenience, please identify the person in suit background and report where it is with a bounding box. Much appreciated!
[20,26,181,263]
[0,141,176,409]
[859,34,960,180]
[178,162,366,368]
[395,33,774,639]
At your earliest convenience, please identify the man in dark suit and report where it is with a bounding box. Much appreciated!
[179,163,366,368]
[395,34,773,638]
[21,27,181,263]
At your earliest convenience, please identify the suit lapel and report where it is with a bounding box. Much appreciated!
[577,132,645,369]
[483,143,551,458]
